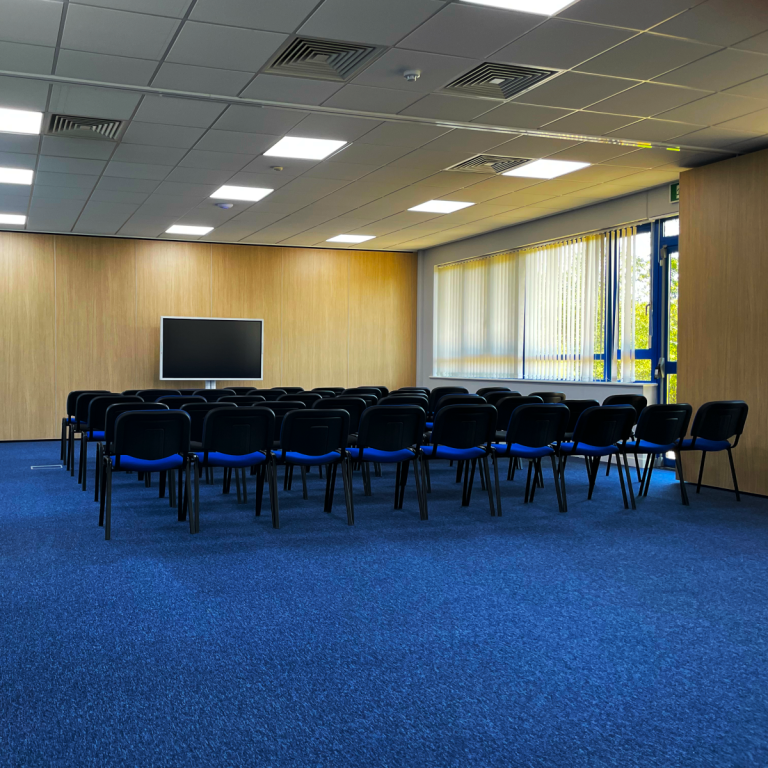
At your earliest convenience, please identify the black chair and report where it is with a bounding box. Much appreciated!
[275,387,303,394]
[396,387,430,395]
[313,387,345,395]
[625,404,692,504]
[218,396,267,406]
[278,409,354,526]
[563,400,600,441]
[278,392,322,408]
[421,404,498,517]
[495,395,542,440]
[157,395,206,408]
[137,389,181,402]
[431,393,485,430]
[380,394,429,408]
[427,386,469,417]
[348,405,426,517]
[176,388,201,395]
[101,410,196,540]
[312,389,338,399]
[61,390,108,466]
[560,406,637,511]
[342,388,380,402]
[249,389,285,401]
[197,407,279,524]
[314,396,367,440]
[193,389,237,402]
[485,390,521,407]
[363,386,389,396]
[267,401,307,450]
[225,387,259,395]
[529,391,566,403]
[477,386,511,397]
[603,393,648,478]
[493,404,569,514]
[121,390,142,396]
[679,401,748,501]
[181,402,237,455]
[71,392,114,478]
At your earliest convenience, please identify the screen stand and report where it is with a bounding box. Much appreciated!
[205,380,216,389]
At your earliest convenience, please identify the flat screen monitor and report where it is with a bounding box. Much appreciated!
[160,317,263,381]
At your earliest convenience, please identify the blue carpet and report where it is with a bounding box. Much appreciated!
[1,441,767,768]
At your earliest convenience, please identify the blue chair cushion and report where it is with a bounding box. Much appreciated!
[112,454,184,471]
[88,430,106,440]
[626,439,676,453]
[425,421,433,429]
[422,445,486,460]
[68,417,76,424]
[560,442,618,458]
[283,450,342,466]
[681,438,731,452]
[197,451,266,468]
[493,443,554,459]
[348,447,415,463]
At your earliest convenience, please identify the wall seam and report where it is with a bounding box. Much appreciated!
[52,235,57,438]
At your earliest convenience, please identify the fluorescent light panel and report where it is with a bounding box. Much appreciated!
[504,159,590,179]
[0,107,42,135]
[0,167,33,185]
[166,225,213,236]
[211,185,273,202]
[409,200,475,214]
[264,136,347,160]
[327,235,376,243]
[0,214,26,225]
[462,0,577,15]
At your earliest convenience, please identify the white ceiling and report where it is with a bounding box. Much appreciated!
[0,0,765,251]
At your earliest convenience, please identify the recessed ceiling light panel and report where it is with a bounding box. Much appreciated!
[264,137,347,160]
[210,185,274,202]
[327,235,376,243]
[0,213,26,225]
[166,225,214,236]
[0,167,33,185]
[461,0,578,16]
[0,108,42,135]
[409,200,475,214]
[504,159,590,179]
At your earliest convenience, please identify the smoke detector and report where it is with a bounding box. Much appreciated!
[215,203,234,209]
[404,70,421,82]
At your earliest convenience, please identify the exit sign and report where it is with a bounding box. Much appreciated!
[670,181,680,203]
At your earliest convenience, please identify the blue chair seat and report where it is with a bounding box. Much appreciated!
[626,439,676,453]
[348,447,414,463]
[493,442,554,459]
[196,451,267,468]
[68,417,76,424]
[422,445,486,460]
[112,454,184,471]
[426,421,433,429]
[560,442,618,458]
[282,450,342,466]
[681,437,731,452]
[87,430,106,440]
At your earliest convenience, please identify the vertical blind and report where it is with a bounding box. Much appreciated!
[434,225,638,382]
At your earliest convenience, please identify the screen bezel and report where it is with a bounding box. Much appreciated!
[159,316,264,381]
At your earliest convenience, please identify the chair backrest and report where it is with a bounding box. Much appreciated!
[690,401,748,444]
[121,390,142,397]
[113,411,190,465]
[431,404,497,450]
[602,394,648,420]
[218,396,267,406]
[528,391,566,403]
[396,387,430,395]
[485,390,521,407]
[278,392,322,407]
[248,389,285,401]
[635,404,693,446]
[75,392,113,425]
[357,405,426,453]
[276,387,303,394]
[137,389,181,402]
[350,387,382,397]
[280,409,350,455]
[380,394,429,408]
[495,395,543,432]
[266,401,307,440]
[157,395,206,408]
[342,388,380,402]
[313,387,345,395]
[313,397,368,434]
[201,407,275,456]
[105,403,169,446]
[192,389,237,402]
[506,404,569,448]
[362,385,389,396]
[435,394,484,414]
[571,406,637,449]
[176,388,201,395]
[476,386,511,396]
[563,399,600,434]
[428,386,469,414]
[181,402,237,443]
[312,389,337,399]
[67,390,109,416]
[86,395,142,435]
[225,387,259,395]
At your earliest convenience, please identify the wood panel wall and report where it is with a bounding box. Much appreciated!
[0,232,417,440]
[679,147,768,496]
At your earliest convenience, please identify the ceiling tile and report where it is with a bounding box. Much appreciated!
[166,22,286,72]
[490,135,579,158]
[577,33,720,80]
[355,122,451,148]
[724,74,768,101]
[110,144,187,166]
[655,48,768,91]
[559,0,698,30]
[34,171,101,189]
[55,50,158,86]
[516,72,635,110]
[735,31,768,54]
[608,118,704,142]
[398,4,539,59]
[0,41,54,75]
[713,108,768,133]
[134,96,227,128]
[240,75,343,106]
[543,111,638,135]
[40,136,115,160]
[89,188,150,205]
[325,142,411,165]
[152,63,254,96]
[321,85,423,113]
[165,167,235,185]
[48,84,142,120]
[37,156,106,176]
[96,176,161,193]
[191,0,319,32]
[388,148,469,172]
[74,0,192,17]
[654,0,768,47]
[669,125,760,148]
[27,198,85,231]
[153,181,216,198]
[289,113,381,142]
[0,75,49,111]
[239,155,321,175]
[548,142,640,163]
[178,149,253,171]
[588,82,712,117]
[399,94,496,121]
[104,161,172,180]
[74,201,139,234]
[419,129,517,154]
[476,102,573,129]
[0,151,36,170]
[193,130,276,155]
[0,0,64,47]
[32,185,92,201]
[0,135,40,154]
[658,93,766,124]
[494,19,634,70]
[122,121,206,148]
[62,5,180,59]
[302,162,379,181]
[213,105,308,134]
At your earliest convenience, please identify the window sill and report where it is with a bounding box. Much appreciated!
[429,376,650,387]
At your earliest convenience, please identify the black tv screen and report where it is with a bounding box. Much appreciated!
[160,317,263,380]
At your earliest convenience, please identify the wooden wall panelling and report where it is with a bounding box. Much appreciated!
[211,244,282,389]
[678,148,768,495]
[281,248,349,391]
[134,240,212,390]
[348,251,418,390]
[55,236,137,418]
[0,233,55,439]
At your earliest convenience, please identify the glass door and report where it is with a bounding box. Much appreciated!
[656,217,679,404]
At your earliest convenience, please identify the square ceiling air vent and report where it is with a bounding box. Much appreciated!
[446,155,532,175]
[444,62,558,101]
[264,37,381,82]
[47,114,123,140]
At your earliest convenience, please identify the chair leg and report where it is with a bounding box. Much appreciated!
[255,466,265,516]
[94,442,101,503]
[696,452,707,493]
[673,450,690,506]
[550,455,564,513]
[621,451,636,510]
[178,463,185,522]
[342,458,354,526]
[269,458,280,529]
[399,461,410,509]
[643,456,656,497]
[169,468,176,508]
[639,452,652,496]
[616,452,629,510]
[60,418,67,461]
[413,457,425,520]
[78,433,85,485]
[69,427,75,476]
[159,470,166,498]
[482,455,495,516]
[523,460,533,503]
[185,458,195,534]
[328,463,338,513]
[507,456,515,481]
[455,460,463,484]
[374,462,382,478]
[393,462,402,509]
[605,453,612,476]
[419,457,429,520]
[559,456,568,513]
[301,466,308,500]
[726,447,741,501]
[635,455,642,484]
[104,464,113,540]
[98,455,107,527]
[535,461,544,489]
[235,466,242,503]
[586,457,600,500]
[323,464,333,512]
[463,459,476,507]
[493,454,502,517]
[424,460,432,493]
